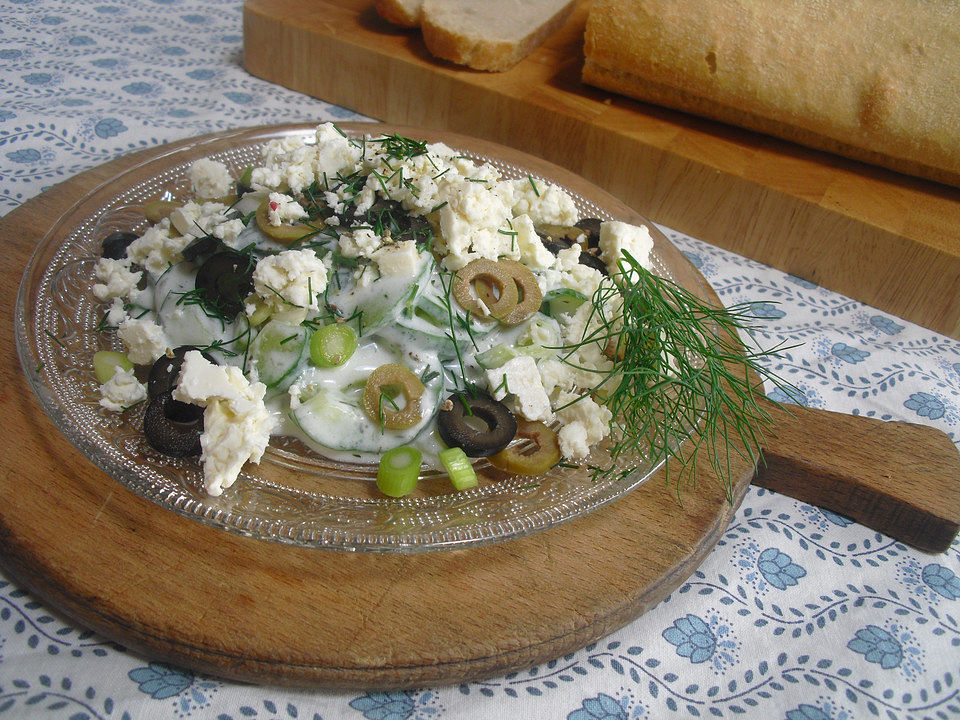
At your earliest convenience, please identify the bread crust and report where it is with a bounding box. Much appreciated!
[408,0,576,72]
[583,0,960,186]
[374,0,423,27]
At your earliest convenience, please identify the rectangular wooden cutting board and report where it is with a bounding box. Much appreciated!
[243,0,960,340]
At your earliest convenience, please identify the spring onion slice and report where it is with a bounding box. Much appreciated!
[310,323,358,367]
[93,350,134,383]
[438,447,478,490]
[376,446,422,497]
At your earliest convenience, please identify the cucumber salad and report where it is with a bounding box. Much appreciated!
[91,123,661,497]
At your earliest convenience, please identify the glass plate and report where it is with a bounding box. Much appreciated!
[15,123,710,552]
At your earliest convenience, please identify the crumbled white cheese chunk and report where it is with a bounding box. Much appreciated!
[98,368,147,412]
[252,249,328,322]
[212,218,245,247]
[598,221,654,274]
[188,158,233,199]
[371,240,424,278]
[486,355,553,423]
[314,122,364,182]
[126,221,193,277]
[511,178,579,226]
[117,317,170,365]
[555,392,612,460]
[537,357,575,399]
[513,214,555,270]
[106,297,128,326]
[339,228,383,259]
[266,192,306,226]
[173,351,277,496]
[169,201,230,239]
[92,257,141,302]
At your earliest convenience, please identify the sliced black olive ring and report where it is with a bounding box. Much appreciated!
[195,250,255,318]
[537,218,608,276]
[100,230,139,260]
[148,346,217,399]
[143,391,204,458]
[181,234,220,263]
[437,392,518,458]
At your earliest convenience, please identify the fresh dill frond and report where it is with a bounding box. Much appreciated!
[568,251,795,499]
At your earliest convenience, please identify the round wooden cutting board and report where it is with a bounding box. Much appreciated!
[0,125,755,689]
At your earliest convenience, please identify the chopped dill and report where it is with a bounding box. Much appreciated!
[564,250,796,498]
[43,330,65,348]
[527,175,540,197]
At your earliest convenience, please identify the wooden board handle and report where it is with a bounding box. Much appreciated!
[754,401,960,553]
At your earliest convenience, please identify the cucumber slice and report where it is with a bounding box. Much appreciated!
[155,262,241,350]
[248,319,307,389]
[475,342,556,369]
[290,351,444,454]
[325,255,431,336]
[541,288,588,317]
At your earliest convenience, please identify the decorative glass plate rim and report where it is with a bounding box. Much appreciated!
[14,122,709,553]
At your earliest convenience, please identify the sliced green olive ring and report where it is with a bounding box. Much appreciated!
[362,363,425,430]
[492,258,542,325]
[488,419,561,475]
[453,258,519,319]
[143,199,181,224]
[255,199,316,245]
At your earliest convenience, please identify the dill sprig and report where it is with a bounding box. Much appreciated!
[572,251,794,499]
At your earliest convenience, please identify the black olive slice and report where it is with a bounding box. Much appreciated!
[437,392,518,458]
[541,237,573,255]
[143,391,203,457]
[195,250,255,317]
[574,218,603,249]
[147,346,217,399]
[540,237,609,276]
[101,231,139,260]
[576,249,609,276]
[181,234,219,263]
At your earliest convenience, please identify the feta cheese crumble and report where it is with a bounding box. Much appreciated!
[251,249,329,323]
[98,368,147,412]
[486,355,554,424]
[172,351,277,496]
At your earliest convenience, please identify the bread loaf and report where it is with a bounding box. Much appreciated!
[376,0,576,72]
[583,0,960,187]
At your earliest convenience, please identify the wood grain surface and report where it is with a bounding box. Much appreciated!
[241,0,960,341]
[1,126,958,690]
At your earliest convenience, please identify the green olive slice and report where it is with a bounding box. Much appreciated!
[144,199,181,223]
[495,258,542,325]
[255,199,316,245]
[488,419,561,475]
[363,363,425,430]
[453,258,519,320]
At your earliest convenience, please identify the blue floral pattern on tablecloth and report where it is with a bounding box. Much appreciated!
[1,2,959,719]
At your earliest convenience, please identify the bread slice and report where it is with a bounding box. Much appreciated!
[376,0,577,72]
[583,0,960,187]
[374,0,423,27]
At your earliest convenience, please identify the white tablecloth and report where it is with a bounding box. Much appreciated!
[2,2,959,719]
